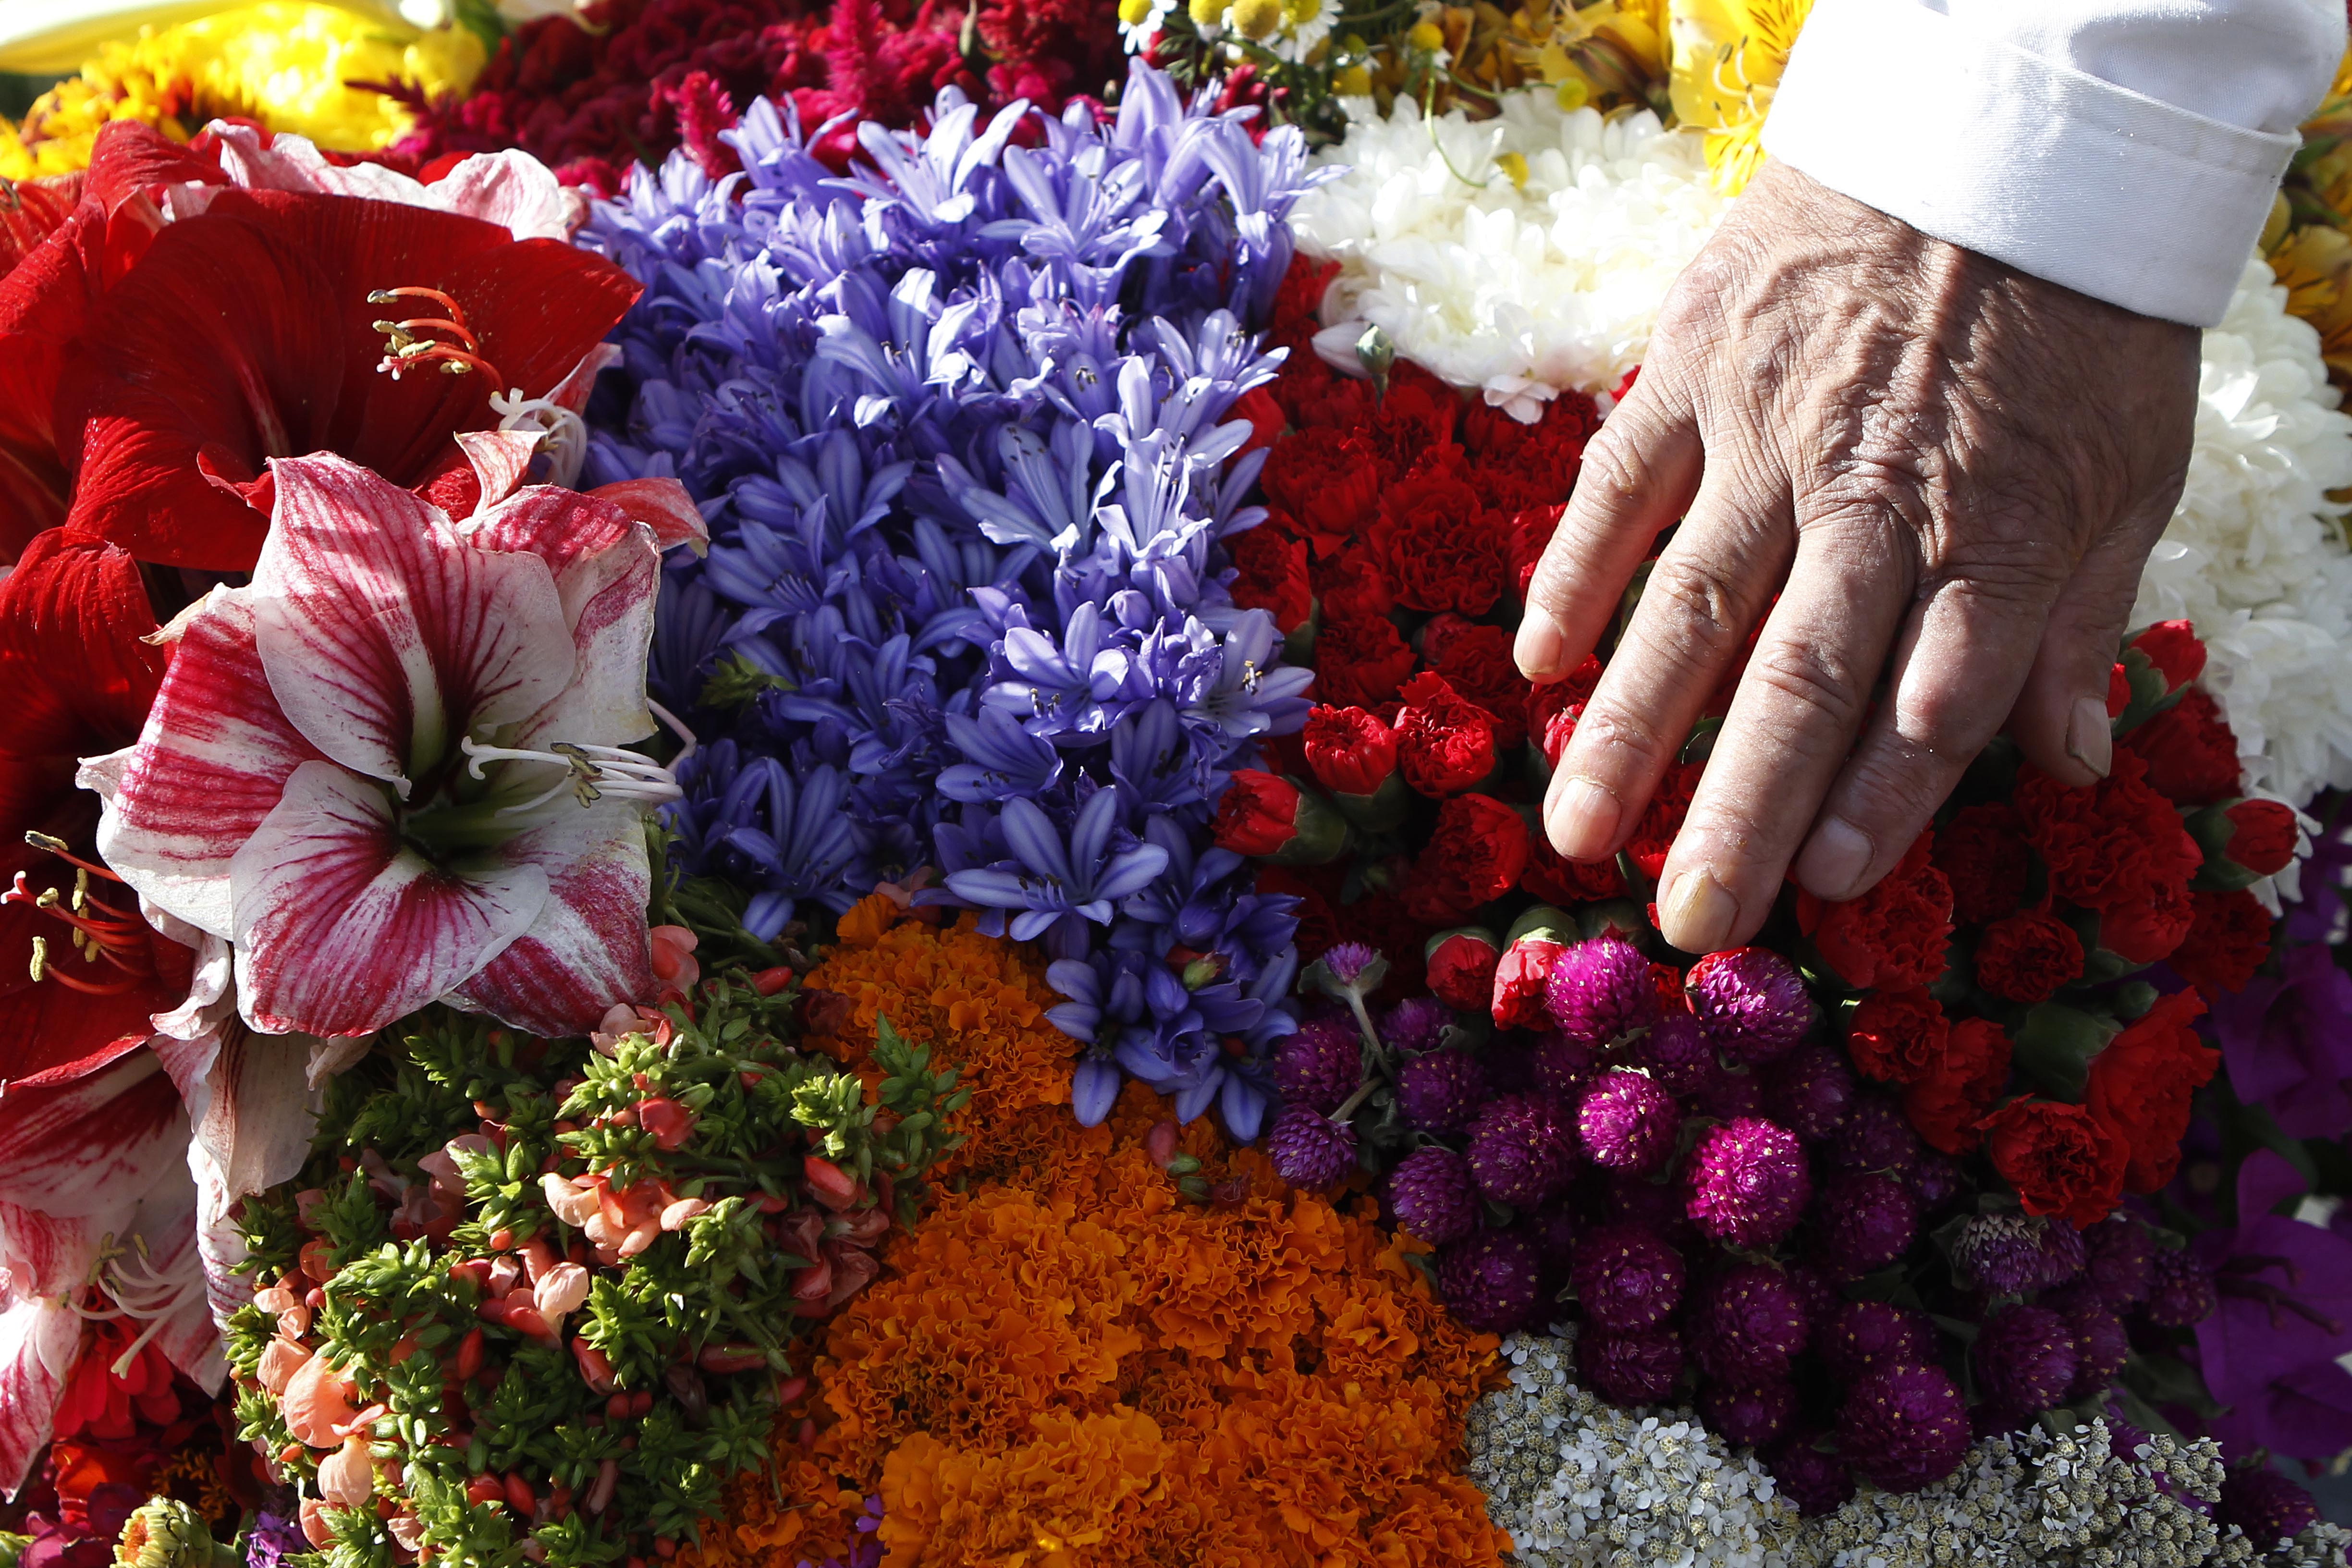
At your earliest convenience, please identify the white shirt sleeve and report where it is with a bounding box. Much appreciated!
[1759,0,2347,327]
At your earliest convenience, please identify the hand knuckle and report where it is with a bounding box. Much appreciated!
[1640,558,1748,648]
[1743,638,1864,734]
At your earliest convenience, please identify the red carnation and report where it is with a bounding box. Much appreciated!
[1402,794,1531,924]
[1528,656,1605,764]
[2017,750,2201,939]
[1797,831,1954,990]
[1424,616,1530,748]
[1427,928,1502,1011]
[1973,909,2085,1004]
[1394,672,1499,796]
[1845,987,1948,1086]
[1492,932,1567,1029]
[1622,759,1704,880]
[1510,506,1563,599]
[2096,876,2196,966]
[1262,427,1383,552]
[2169,888,2274,1001]
[2121,686,2241,807]
[1312,544,1394,622]
[1227,523,1310,632]
[2129,620,2206,692]
[2083,991,2216,1194]
[2221,798,2299,877]
[1978,1098,2130,1229]
[1313,613,1418,708]
[1935,802,2031,924]
[1903,1017,2012,1154]
[1360,366,1461,477]
[1268,254,1340,351]
[1256,865,1340,961]
[1522,836,1628,905]
[1377,473,1509,616]
[1302,704,1399,796]
[1211,770,1304,857]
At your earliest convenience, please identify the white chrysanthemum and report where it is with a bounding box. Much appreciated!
[1291,92,1732,416]
[2140,254,2352,807]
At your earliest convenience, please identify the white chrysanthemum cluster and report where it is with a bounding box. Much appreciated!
[1469,1334,2352,1568]
[1291,94,1732,416]
[2137,255,2352,807]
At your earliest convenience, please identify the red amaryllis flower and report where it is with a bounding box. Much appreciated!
[85,452,702,1039]
[0,531,187,1049]
[0,122,639,571]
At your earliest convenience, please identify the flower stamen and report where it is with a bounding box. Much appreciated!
[461,736,685,814]
[9,835,156,992]
[369,287,507,384]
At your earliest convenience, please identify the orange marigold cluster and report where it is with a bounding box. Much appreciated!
[692,902,1508,1568]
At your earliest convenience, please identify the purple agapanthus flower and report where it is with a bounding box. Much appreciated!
[586,63,1328,1134]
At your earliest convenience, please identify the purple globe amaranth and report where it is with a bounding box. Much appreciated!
[2083,1213,2156,1308]
[1607,1171,1696,1246]
[1762,1040,1856,1142]
[1694,1263,1812,1383]
[1384,1145,1479,1246]
[1699,1380,1798,1449]
[1572,1224,1686,1331]
[1578,1326,1685,1407]
[1437,1231,1543,1333]
[1686,1118,1811,1250]
[1395,1048,1489,1134]
[1466,1092,1578,1208]
[1697,1067,1768,1123]
[1908,1150,1967,1215]
[1837,1363,1971,1493]
[1766,1438,1855,1518]
[1825,1093,1921,1179]
[1636,1011,1718,1096]
[1819,1300,1936,1385]
[1273,1015,1359,1115]
[1784,1263,1839,1332]
[2144,1247,2220,1327]
[1950,1212,2085,1297]
[1265,1107,1357,1188]
[1686,947,1813,1065]
[1575,1069,1679,1174]
[1321,942,1381,986]
[1382,996,1451,1056]
[1974,1303,2079,1416]
[2218,1467,2322,1547]
[1544,933,1661,1049]
[1813,1171,1919,1281]
[1529,1029,1601,1102]
[2063,1302,2129,1401]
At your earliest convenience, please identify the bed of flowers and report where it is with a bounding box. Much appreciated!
[6,1,2352,1566]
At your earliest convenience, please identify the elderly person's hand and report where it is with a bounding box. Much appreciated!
[1515,159,2201,955]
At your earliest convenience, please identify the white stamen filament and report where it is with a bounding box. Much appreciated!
[65,1233,208,1376]
[491,386,589,490]
[462,736,684,815]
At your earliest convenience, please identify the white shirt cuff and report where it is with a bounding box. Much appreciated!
[1760,0,2303,328]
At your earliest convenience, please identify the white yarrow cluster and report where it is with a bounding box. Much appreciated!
[1290,93,1732,417]
[1468,1333,2352,1568]
[2137,255,2352,808]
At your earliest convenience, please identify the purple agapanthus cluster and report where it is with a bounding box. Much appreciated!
[580,63,1322,1135]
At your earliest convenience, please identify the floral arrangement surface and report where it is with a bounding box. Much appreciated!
[1,3,2351,1568]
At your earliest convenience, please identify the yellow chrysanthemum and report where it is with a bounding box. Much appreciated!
[1666,0,1813,192]
[2,2,484,181]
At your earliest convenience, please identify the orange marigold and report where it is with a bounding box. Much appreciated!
[708,905,1508,1568]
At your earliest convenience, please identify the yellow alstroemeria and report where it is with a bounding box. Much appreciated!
[1,0,485,181]
[1666,0,1812,193]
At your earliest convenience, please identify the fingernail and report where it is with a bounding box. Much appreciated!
[1659,868,1739,954]
[1515,615,1565,680]
[1549,777,1621,861]
[1796,816,1874,901]
[2066,695,2113,780]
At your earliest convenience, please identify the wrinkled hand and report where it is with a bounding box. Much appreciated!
[1515,159,2200,954]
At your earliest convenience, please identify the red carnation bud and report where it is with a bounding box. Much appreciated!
[1211,770,1350,864]
[1492,933,1568,1030]
[2106,662,2131,718]
[1425,927,1501,1011]
[2221,798,2298,877]
[2129,620,2206,691]
[1302,704,1399,796]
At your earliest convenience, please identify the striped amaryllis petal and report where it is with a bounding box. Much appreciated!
[0,1034,182,1221]
[249,455,575,789]
[452,429,544,514]
[227,761,549,1037]
[0,1286,81,1496]
[587,478,708,554]
[464,485,659,749]
[447,797,654,1036]
[85,588,324,940]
